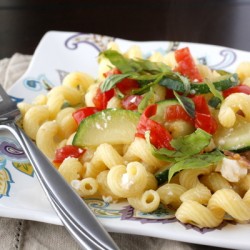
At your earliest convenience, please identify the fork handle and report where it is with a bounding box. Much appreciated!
[1,123,119,250]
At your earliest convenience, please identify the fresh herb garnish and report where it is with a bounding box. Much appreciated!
[100,50,183,93]
[145,129,224,182]
[174,92,195,118]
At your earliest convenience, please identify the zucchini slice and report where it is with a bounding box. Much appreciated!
[155,165,170,185]
[213,115,250,152]
[73,108,140,147]
[159,73,238,94]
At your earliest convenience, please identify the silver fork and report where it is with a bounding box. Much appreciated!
[0,84,119,250]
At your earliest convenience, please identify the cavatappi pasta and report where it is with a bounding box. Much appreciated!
[18,43,250,229]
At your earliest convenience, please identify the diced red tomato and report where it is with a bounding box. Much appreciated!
[103,68,121,77]
[72,107,100,125]
[121,95,143,110]
[223,85,250,98]
[136,104,173,149]
[175,47,203,82]
[165,89,175,99]
[165,104,193,124]
[53,145,85,164]
[192,95,217,134]
[92,87,115,110]
[104,68,139,95]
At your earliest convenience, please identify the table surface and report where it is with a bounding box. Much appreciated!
[1,0,250,58]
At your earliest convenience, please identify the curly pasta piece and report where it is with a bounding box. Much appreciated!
[218,93,250,128]
[124,45,142,59]
[200,172,232,193]
[96,170,120,202]
[175,200,224,228]
[208,188,250,222]
[176,187,250,228]
[149,52,165,63]
[17,102,32,117]
[107,96,122,109]
[48,85,83,105]
[179,168,213,205]
[58,158,84,184]
[180,183,212,205]
[56,107,77,139]
[236,62,250,81]
[145,172,158,190]
[62,72,94,94]
[84,84,98,107]
[127,190,160,213]
[84,143,124,178]
[157,183,187,209]
[46,92,65,119]
[23,105,49,140]
[107,162,148,198]
[163,51,177,69]
[123,137,165,173]
[32,94,47,105]
[36,120,61,159]
[233,174,250,196]
[71,177,98,197]
[196,64,220,81]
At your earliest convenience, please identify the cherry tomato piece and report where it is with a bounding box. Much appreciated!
[136,104,173,149]
[175,47,203,82]
[121,95,143,110]
[223,85,250,98]
[72,107,100,125]
[53,145,85,164]
[165,104,193,124]
[93,88,115,110]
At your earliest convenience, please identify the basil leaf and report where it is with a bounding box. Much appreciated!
[205,78,224,102]
[159,76,187,92]
[146,129,213,163]
[101,50,135,73]
[177,73,191,95]
[101,50,172,75]
[145,131,183,162]
[129,73,159,82]
[101,73,131,92]
[168,150,224,181]
[132,73,164,95]
[135,58,171,74]
[174,92,195,118]
[170,128,211,155]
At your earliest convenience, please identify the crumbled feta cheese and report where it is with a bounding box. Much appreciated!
[102,196,113,203]
[121,173,134,189]
[71,179,81,190]
[216,157,248,182]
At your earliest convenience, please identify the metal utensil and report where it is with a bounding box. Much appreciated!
[0,84,119,250]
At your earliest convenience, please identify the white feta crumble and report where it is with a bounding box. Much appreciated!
[102,195,113,203]
[216,157,248,182]
[71,179,81,190]
[121,173,134,189]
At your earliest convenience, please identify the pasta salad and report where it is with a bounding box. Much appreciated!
[18,43,250,229]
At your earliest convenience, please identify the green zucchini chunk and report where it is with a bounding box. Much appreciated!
[73,108,140,147]
[214,115,250,152]
[155,166,170,185]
